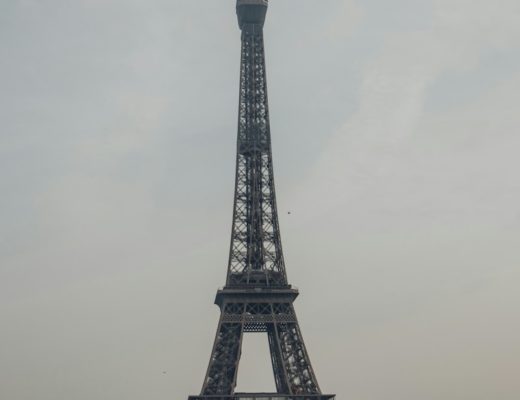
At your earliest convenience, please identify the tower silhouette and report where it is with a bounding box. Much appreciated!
[188,2,335,399]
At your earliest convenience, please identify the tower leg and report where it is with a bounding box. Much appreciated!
[201,321,244,395]
[272,321,321,395]
[267,324,290,393]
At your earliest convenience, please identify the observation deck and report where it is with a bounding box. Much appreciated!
[237,0,269,29]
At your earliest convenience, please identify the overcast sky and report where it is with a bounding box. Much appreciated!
[1,0,520,399]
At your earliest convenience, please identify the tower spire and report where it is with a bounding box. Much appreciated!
[187,2,335,399]
[227,0,286,287]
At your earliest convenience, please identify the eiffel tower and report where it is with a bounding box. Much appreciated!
[188,2,335,400]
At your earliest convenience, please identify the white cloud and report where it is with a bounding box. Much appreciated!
[296,0,520,214]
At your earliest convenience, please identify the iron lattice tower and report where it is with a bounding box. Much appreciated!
[188,2,335,400]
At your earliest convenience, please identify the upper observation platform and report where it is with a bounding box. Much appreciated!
[236,0,268,29]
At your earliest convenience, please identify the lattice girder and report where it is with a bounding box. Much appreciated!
[202,294,321,396]
[194,2,333,400]
[226,21,287,288]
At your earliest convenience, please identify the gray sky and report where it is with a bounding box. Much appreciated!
[1,0,519,399]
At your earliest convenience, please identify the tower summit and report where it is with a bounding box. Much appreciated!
[236,0,268,28]
[187,2,335,399]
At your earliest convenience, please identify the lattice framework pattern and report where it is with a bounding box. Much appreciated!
[197,2,328,399]
[202,302,320,396]
[227,24,287,287]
